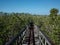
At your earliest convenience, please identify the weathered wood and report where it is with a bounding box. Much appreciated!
[5,27,26,45]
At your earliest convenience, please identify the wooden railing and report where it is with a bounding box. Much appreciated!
[5,26,26,45]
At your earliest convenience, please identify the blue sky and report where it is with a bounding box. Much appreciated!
[0,0,60,15]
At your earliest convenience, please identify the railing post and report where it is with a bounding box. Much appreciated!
[20,34,22,45]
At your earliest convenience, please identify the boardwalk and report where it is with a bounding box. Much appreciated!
[23,25,40,45]
[5,23,55,45]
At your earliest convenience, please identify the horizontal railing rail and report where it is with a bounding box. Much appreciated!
[5,26,26,45]
[37,25,55,45]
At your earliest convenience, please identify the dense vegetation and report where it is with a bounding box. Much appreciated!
[0,8,60,45]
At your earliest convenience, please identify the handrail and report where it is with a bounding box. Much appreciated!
[40,30,55,45]
[37,25,55,45]
[5,26,26,45]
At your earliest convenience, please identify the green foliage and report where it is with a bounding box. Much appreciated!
[48,8,60,45]
[49,8,59,22]
[0,8,60,45]
[50,8,59,15]
[0,13,33,45]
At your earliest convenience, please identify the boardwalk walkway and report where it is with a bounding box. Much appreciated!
[5,23,55,45]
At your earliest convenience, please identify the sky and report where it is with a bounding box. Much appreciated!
[0,0,60,15]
